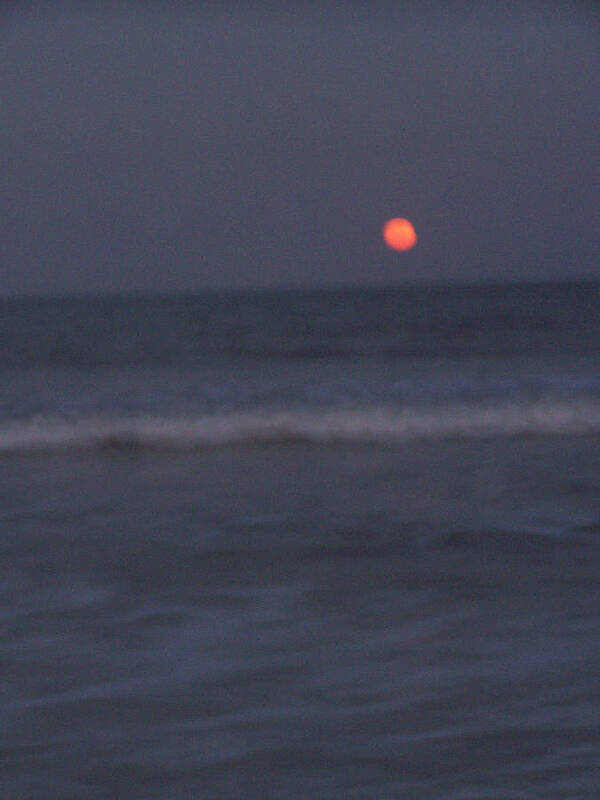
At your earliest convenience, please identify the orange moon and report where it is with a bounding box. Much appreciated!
[383,218,417,251]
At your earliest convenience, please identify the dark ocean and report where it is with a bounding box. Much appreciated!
[2,283,600,799]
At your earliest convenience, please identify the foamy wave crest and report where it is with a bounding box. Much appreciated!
[1,400,600,455]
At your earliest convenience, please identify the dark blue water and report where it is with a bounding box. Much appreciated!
[1,284,599,798]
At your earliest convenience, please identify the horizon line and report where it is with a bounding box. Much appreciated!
[2,276,599,303]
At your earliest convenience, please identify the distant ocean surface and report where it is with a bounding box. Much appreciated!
[2,283,599,798]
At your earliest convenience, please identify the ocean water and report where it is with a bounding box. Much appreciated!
[1,283,599,798]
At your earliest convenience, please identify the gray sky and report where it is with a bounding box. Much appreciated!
[2,1,599,295]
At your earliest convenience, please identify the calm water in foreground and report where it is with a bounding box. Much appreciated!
[1,283,599,798]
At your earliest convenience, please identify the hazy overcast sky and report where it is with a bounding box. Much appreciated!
[2,1,599,295]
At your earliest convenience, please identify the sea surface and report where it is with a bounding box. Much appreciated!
[1,283,599,798]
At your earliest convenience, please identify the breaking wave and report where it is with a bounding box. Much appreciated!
[2,399,600,455]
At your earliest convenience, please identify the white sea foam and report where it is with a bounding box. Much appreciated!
[1,399,600,455]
